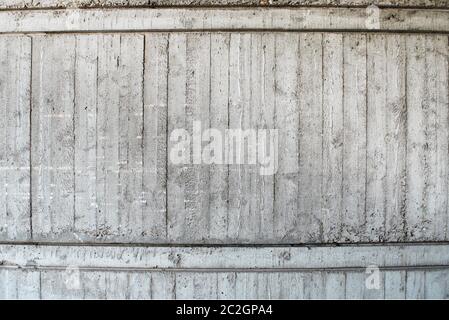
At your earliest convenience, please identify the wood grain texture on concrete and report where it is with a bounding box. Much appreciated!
[0,32,448,244]
[0,267,442,299]
[1,269,448,299]
[1,0,448,9]
[0,8,449,33]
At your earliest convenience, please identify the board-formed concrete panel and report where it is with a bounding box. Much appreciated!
[2,243,449,270]
[0,5,448,299]
[0,8,449,33]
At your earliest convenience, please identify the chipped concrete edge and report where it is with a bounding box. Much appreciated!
[1,0,448,10]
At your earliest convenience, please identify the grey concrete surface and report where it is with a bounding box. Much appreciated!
[0,4,448,299]
[0,0,448,9]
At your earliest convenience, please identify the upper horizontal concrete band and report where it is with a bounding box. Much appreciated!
[0,7,448,33]
[1,0,448,9]
[1,244,449,271]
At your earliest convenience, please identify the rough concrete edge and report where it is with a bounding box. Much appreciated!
[1,0,448,10]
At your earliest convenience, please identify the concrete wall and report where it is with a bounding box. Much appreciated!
[1,0,448,9]
[1,2,449,299]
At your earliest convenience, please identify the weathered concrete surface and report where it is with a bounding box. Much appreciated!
[1,8,449,33]
[1,244,449,299]
[1,5,448,299]
[0,36,31,241]
[1,0,448,9]
[3,268,449,299]
[1,31,448,244]
[2,244,449,270]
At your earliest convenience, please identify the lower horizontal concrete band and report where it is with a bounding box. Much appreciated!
[1,244,449,271]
